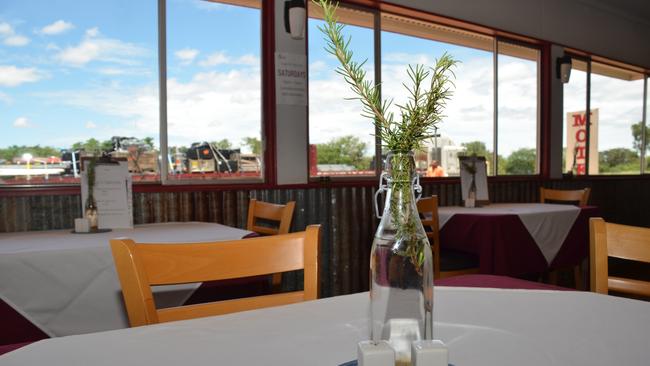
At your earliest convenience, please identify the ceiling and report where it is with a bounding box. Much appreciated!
[577,0,650,26]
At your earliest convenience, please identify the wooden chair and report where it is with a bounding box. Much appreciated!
[417,196,479,279]
[110,225,320,327]
[590,217,650,297]
[540,187,591,206]
[247,199,296,236]
[247,198,296,287]
[541,187,591,289]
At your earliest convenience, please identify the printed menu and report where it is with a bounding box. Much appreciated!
[81,161,133,229]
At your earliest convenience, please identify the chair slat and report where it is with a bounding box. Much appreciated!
[609,277,650,297]
[540,187,590,206]
[136,235,306,285]
[157,291,306,323]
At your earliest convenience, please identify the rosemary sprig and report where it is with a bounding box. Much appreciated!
[313,0,457,153]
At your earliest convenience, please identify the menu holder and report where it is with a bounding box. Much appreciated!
[459,155,490,207]
[81,156,133,229]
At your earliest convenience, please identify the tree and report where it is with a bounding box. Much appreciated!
[211,139,232,149]
[599,148,639,172]
[461,141,488,157]
[241,137,262,155]
[631,121,649,154]
[504,148,536,175]
[460,141,502,174]
[71,138,114,154]
[316,135,372,170]
[142,137,155,150]
[0,145,60,161]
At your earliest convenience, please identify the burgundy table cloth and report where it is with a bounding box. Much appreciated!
[439,206,599,276]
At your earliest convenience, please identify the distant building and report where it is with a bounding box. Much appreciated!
[420,136,466,176]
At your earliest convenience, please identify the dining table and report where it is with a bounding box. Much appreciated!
[1,284,648,366]
[0,222,254,342]
[438,203,599,276]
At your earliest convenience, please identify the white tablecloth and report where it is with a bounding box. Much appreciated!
[0,222,252,337]
[439,203,580,264]
[2,287,649,366]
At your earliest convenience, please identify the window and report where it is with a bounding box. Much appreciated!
[0,0,263,186]
[646,75,649,173]
[497,40,540,175]
[380,14,495,177]
[165,0,263,183]
[590,62,644,175]
[308,4,375,177]
[564,57,647,175]
[0,0,158,185]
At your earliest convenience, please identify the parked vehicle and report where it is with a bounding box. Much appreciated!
[108,136,158,173]
[186,142,238,173]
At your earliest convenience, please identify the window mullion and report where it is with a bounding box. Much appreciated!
[642,76,648,174]
[585,59,591,175]
[493,38,499,175]
[158,0,169,184]
[374,9,382,177]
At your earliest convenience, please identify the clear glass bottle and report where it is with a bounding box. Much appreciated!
[370,151,433,366]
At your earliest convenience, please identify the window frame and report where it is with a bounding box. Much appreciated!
[160,0,267,186]
[563,52,649,176]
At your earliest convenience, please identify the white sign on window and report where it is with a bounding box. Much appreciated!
[565,109,599,175]
[275,51,307,106]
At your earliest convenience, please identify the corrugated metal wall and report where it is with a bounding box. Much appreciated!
[1,177,648,296]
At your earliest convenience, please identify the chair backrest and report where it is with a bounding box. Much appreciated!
[110,225,320,327]
[247,199,296,235]
[590,217,650,296]
[417,196,441,279]
[540,187,591,206]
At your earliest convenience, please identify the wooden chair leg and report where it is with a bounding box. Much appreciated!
[573,265,583,291]
[548,270,559,285]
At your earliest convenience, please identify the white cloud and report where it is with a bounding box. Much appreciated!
[236,54,259,66]
[55,27,147,67]
[40,66,263,149]
[4,34,30,46]
[13,117,32,128]
[0,91,12,104]
[0,23,30,46]
[85,27,99,37]
[198,52,259,68]
[175,48,199,65]
[199,52,230,67]
[0,65,43,87]
[0,22,13,36]
[40,20,74,35]
[85,121,97,129]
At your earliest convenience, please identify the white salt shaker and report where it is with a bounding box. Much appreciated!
[357,340,395,366]
[411,340,448,366]
[74,218,90,233]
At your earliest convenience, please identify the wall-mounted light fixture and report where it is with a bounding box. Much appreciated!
[284,0,306,40]
[556,55,572,84]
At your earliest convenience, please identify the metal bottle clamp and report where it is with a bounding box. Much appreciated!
[374,173,422,219]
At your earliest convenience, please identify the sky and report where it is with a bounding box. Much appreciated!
[0,0,645,159]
